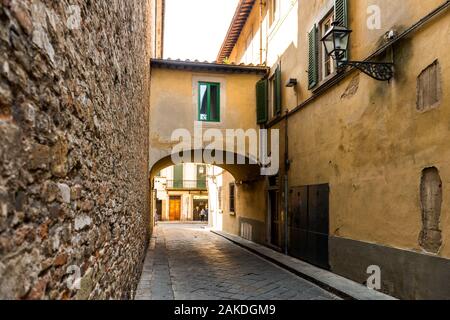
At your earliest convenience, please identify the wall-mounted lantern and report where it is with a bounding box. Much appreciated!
[321,21,394,81]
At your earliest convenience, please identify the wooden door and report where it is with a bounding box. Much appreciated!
[169,196,181,221]
[288,184,330,270]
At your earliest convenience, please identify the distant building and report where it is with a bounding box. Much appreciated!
[155,164,209,222]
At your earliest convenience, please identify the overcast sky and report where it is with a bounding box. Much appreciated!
[164,0,239,62]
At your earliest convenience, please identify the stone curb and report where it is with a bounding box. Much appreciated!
[211,230,397,301]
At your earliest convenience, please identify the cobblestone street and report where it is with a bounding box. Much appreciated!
[135,224,339,300]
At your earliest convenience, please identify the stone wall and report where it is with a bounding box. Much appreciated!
[0,0,152,299]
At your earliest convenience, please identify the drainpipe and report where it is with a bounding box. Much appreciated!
[280,54,290,255]
[284,109,290,255]
[259,0,264,65]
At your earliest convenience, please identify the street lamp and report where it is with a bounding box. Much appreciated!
[321,21,394,81]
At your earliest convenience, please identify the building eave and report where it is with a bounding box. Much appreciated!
[151,59,268,75]
[217,0,256,63]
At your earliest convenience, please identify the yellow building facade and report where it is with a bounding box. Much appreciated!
[215,0,450,299]
[149,0,450,299]
[149,60,269,243]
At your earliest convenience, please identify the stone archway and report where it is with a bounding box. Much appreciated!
[149,149,267,243]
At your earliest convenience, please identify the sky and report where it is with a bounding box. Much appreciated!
[164,0,240,62]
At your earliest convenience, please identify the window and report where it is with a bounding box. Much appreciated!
[229,183,236,213]
[308,0,348,90]
[244,29,253,65]
[269,0,278,27]
[269,65,282,118]
[417,60,441,112]
[256,78,268,124]
[198,82,220,122]
[321,12,335,79]
[197,165,207,189]
[269,76,276,118]
[173,164,183,189]
[218,187,223,211]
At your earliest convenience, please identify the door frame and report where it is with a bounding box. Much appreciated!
[169,195,182,221]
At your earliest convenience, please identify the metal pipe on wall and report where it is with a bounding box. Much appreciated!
[284,109,290,255]
[259,0,264,65]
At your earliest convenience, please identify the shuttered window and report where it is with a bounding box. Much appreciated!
[229,183,236,213]
[274,65,282,115]
[309,0,348,90]
[173,164,183,189]
[198,82,220,122]
[335,0,348,61]
[308,25,319,89]
[334,0,348,27]
[256,78,268,124]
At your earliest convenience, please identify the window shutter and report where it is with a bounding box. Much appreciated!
[256,78,268,124]
[173,164,184,189]
[275,65,282,115]
[334,0,348,27]
[308,25,318,89]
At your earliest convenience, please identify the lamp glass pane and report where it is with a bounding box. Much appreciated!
[335,30,350,52]
[323,34,335,57]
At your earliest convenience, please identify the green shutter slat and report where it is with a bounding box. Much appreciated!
[256,79,268,124]
[275,65,282,115]
[334,0,348,27]
[308,25,318,89]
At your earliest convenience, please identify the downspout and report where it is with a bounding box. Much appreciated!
[284,109,290,255]
[259,0,264,65]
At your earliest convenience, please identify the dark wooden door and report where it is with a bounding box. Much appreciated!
[156,200,162,220]
[169,196,181,221]
[288,184,330,270]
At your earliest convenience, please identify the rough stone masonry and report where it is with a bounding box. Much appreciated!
[0,0,153,299]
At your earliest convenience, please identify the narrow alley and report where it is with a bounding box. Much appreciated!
[135,224,339,300]
[1,0,450,305]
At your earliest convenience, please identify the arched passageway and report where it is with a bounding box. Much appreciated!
[149,149,268,244]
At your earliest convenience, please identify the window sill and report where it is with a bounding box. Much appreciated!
[197,121,224,128]
[265,113,283,127]
[311,71,345,95]
[198,119,221,123]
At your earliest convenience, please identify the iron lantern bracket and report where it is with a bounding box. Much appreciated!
[338,60,394,81]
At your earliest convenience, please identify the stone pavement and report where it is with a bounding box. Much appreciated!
[135,223,339,300]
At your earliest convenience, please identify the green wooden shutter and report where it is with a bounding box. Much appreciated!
[275,65,282,115]
[334,0,348,27]
[256,79,268,124]
[173,164,183,189]
[197,165,206,189]
[308,25,319,90]
[335,0,349,62]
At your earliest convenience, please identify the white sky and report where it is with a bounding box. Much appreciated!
[164,0,240,62]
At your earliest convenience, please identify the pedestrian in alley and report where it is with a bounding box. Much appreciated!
[154,209,159,226]
[200,208,206,222]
